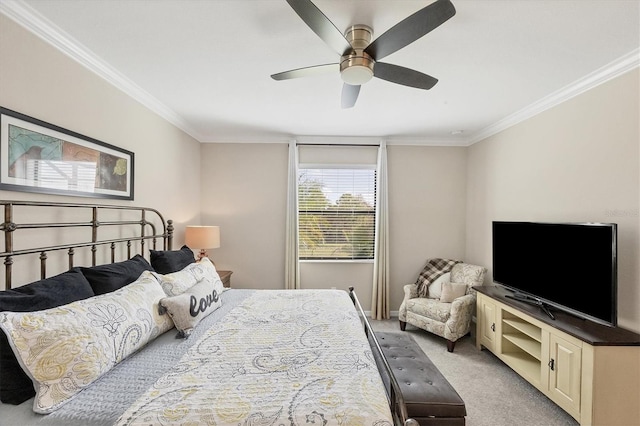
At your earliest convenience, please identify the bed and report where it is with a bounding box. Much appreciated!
[0,201,415,425]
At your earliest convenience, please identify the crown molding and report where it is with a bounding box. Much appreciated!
[0,0,205,142]
[385,137,468,147]
[467,48,640,146]
[201,136,468,147]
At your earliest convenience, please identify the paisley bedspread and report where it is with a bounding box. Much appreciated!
[115,289,393,426]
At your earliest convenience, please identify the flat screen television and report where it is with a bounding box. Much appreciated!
[492,221,617,326]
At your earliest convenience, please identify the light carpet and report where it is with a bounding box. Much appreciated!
[369,318,579,426]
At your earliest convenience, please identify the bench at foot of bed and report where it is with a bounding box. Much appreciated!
[375,331,466,426]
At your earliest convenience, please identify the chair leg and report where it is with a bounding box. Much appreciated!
[446,339,456,352]
[399,320,406,331]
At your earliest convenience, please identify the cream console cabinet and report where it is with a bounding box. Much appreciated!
[475,286,640,426]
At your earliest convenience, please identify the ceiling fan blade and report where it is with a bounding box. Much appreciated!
[271,63,339,80]
[341,83,361,109]
[374,62,438,90]
[365,0,456,61]
[285,0,352,55]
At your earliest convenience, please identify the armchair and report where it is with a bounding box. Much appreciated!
[399,263,486,352]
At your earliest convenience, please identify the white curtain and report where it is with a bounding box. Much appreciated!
[285,142,300,290]
[371,141,389,319]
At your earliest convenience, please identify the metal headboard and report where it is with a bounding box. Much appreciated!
[0,200,173,290]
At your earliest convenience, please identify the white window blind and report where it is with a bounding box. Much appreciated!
[298,167,376,260]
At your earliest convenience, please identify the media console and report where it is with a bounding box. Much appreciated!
[475,286,640,426]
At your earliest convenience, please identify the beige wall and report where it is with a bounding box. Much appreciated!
[200,143,468,311]
[387,146,468,310]
[199,143,288,290]
[0,15,202,285]
[466,69,640,332]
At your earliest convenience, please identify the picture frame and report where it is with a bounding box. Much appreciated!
[0,107,134,200]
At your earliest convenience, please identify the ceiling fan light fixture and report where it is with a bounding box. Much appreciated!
[340,50,375,85]
[341,64,374,85]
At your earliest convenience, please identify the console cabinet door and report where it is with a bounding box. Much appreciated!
[478,295,497,351]
[548,333,582,418]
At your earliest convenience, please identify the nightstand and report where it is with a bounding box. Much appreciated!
[217,270,232,288]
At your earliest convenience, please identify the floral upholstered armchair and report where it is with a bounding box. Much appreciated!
[399,261,487,352]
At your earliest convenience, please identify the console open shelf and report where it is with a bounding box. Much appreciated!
[503,317,541,341]
[502,332,541,360]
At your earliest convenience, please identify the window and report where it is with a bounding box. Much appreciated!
[298,167,376,260]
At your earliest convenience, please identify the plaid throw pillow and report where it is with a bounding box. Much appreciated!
[415,258,461,297]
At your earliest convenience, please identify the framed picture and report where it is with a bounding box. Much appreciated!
[0,107,134,200]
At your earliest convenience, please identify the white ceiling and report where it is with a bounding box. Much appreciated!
[3,0,639,145]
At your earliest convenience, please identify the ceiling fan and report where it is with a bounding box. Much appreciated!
[271,0,456,108]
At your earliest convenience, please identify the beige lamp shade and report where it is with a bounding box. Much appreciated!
[185,226,220,250]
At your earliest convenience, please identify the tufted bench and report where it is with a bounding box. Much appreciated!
[374,331,466,425]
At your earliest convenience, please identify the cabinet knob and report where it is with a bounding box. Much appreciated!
[548,358,555,371]
[491,323,495,332]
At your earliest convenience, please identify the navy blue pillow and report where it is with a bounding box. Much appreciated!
[150,245,195,274]
[80,254,154,295]
[0,269,95,404]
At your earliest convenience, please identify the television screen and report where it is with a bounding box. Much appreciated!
[492,221,617,326]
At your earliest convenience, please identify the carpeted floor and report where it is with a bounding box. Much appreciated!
[369,318,579,426]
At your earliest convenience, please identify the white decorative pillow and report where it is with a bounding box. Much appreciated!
[0,271,173,414]
[154,257,224,297]
[159,276,222,338]
[428,272,450,300]
[439,282,468,303]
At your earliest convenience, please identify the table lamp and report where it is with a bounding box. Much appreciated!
[185,225,220,261]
